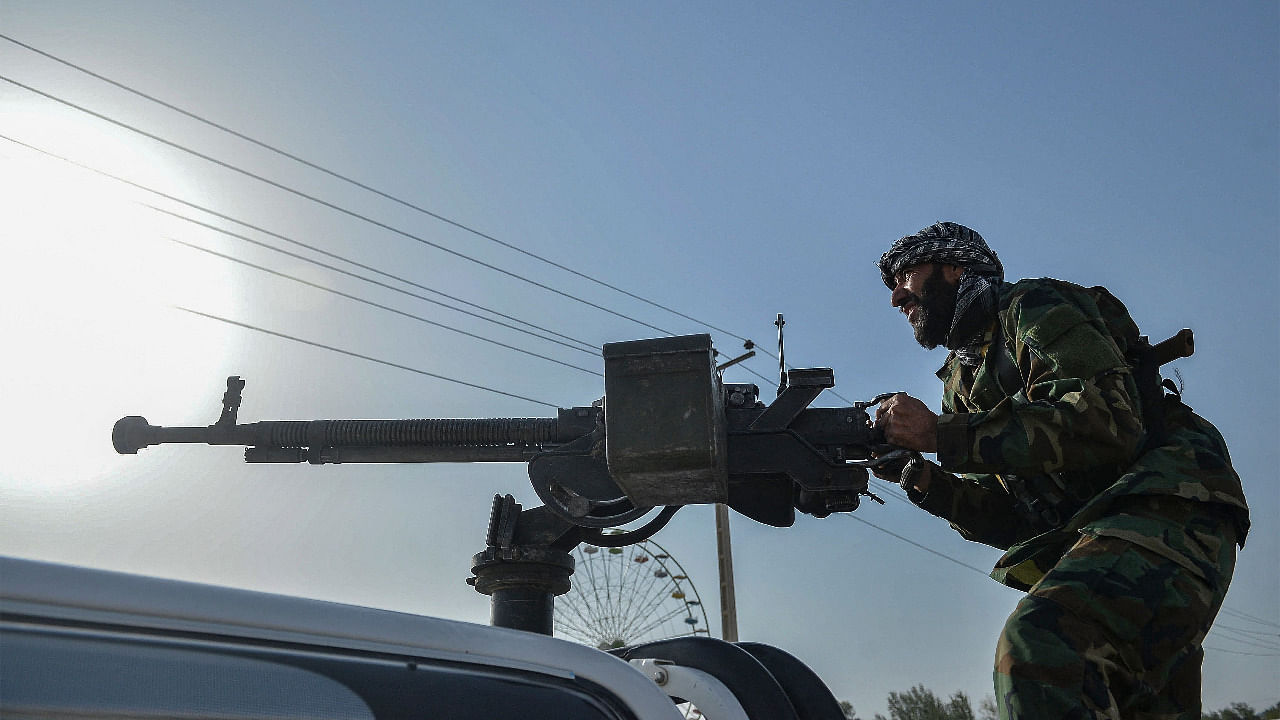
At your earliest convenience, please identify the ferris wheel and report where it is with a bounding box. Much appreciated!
[554,537,711,651]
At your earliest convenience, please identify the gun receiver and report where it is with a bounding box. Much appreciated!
[114,334,887,530]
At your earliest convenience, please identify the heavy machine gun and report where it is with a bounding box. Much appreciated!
[114,333,897,528]
[113,333,899,633]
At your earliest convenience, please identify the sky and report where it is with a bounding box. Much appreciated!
[1,2,1277,716]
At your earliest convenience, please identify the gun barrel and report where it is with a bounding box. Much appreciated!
[244,446,536,463]
[112,416,250,454]
[113,412,593,457]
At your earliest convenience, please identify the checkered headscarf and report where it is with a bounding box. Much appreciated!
[877,222,1005,365]
[877,222,1003,289]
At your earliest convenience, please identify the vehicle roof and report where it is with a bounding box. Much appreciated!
[0,555,682,718]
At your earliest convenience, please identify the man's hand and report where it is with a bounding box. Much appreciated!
[875,393,939,453]
[869,450,934,495]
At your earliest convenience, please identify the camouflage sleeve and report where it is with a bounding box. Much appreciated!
[936,283,1144,476]
[902,389,1040,549]
[909,467,1040,550]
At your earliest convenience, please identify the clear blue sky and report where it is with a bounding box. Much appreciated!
[2,2,1276,716]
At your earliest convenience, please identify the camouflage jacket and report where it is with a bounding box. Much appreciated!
[911,278,1249,590]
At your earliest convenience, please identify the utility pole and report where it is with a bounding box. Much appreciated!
[713,315,784,642]
[715,502,739,641]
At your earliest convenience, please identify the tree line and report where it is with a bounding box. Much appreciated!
[839,685,1280,720]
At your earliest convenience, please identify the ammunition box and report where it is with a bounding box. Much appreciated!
[602,334,728,506]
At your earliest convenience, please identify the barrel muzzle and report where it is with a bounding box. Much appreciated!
[112,416,153,454]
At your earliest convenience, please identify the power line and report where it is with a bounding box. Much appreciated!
[144,192,872,423]
[167,237,602,377]
[868,478,913,505]
[172,306,560,409]
[845,510,1271,646]
[842,513,991,576]
[1219,606,1280,630]
[1208,626,1280,652]
[0,74,681,337]
[4,48,864,403]
[155,198,868,402]
[4,127,856,408]
[150,205,598,357]
[2,87,819,399]
[0,32,768,352]
[1204,645,1280,657]
[1212,622,1280,640]
[0,133,599,354]
[739,364,780,391]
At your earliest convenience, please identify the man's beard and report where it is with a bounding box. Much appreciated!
[910,267,958,349]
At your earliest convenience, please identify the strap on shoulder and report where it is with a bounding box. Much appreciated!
[989,320,1024,398]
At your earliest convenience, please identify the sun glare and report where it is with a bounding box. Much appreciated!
[0,108,237,493]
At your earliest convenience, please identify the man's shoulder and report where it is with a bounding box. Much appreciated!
[997,278,1137,351]
[998,277,1099,310]
[996,277,1097,336]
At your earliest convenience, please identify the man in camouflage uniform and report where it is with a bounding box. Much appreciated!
[873,222,1249,720]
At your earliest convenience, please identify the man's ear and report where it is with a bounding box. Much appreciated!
[941,264,965,283]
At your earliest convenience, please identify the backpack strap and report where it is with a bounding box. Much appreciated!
[988,317,1097,531]
[989,319,1024,399]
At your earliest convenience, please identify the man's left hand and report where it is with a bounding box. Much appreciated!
[875,393,939,453]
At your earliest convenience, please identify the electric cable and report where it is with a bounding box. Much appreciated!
[739,364,782,391]
[1203,645,1280,657]
[172,306,560,409]
[826,388,856,405]
[847,510,1271,658]
[1211,623,1280,640]
[1,45,854,404]
[841,513,991,576]
[0,126,834,407]
[167,237,602,377]
[2,83,829,399]
[1208,626,1280,651]
[0,133,598,354]
[1218,607,1280,630]
[151,205,598,357]
[0,33,765,351]
[867,478,913,505]
[847,508,1271,657]
[4,127,848,404]
[4,56,859,403]
[0,75,680,337]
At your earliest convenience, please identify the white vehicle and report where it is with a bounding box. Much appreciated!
[0,556,844,719]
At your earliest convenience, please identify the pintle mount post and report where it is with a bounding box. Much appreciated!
[774,314,786,397]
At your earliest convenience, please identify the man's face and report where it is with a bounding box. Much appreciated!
[890,263,960,349]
